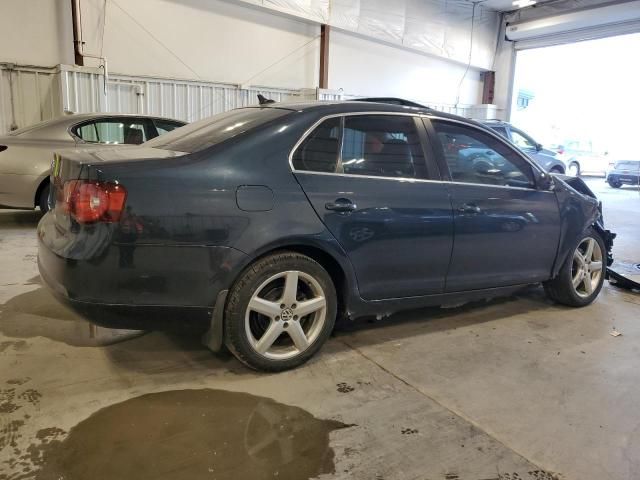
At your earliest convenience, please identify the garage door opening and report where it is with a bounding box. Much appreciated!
[510,32,640,177]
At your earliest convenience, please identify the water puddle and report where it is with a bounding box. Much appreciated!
[19,389,347,480]
[0,287,144,346]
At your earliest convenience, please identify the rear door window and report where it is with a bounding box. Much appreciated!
[340,115,428,179]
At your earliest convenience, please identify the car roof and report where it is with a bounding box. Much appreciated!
[7,113,186,140]
[260,100,482,125]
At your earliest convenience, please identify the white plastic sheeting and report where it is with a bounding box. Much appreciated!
[236,0,500,69]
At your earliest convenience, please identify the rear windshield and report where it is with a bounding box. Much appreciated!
[615,160,640,169]
[144,107,290,153]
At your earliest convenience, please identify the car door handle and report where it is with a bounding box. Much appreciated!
[458,203,482,214]
[325,199,357,212]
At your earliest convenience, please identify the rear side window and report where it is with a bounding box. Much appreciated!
[144,108,289,153]
[292,114,428,179]
[153,119,185,136]
[291,117,340,173]
[432,121,535,189]
[341,115,427,179]
[74,119,150,144]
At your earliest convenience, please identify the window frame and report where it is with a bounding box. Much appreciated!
[69,117,156,145]
[289,112,440,182]
[423,117,548,192]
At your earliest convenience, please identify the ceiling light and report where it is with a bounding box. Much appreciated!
[512,0,536,7]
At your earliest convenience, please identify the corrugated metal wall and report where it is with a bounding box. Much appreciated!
[0,63,472,133]
[0,64,62,133]
[105,76,300,122]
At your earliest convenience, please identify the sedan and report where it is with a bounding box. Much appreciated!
[38,101,615,371]
[0,113,185,212]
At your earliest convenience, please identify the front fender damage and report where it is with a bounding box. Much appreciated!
[551,176,616,279]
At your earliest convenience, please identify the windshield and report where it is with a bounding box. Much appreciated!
[144,107,290,153]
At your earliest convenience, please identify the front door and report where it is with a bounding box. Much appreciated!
[292,114,453,300]
[428,119,561,292]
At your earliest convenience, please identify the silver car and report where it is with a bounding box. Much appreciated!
[0,113,185,212]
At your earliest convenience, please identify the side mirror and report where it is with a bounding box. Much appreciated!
[536,143,543,152]
[536,170,553,190]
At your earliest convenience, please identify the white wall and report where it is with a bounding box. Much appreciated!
[0,0,73,66]
[79,0,320,88]
[329,31,483,106]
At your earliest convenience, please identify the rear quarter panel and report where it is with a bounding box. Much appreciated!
[0,140,72,207]
[58,112,359,307]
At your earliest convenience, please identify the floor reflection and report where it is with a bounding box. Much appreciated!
[29,389,348,480]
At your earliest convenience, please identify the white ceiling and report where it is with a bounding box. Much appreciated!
[481,0,555,13]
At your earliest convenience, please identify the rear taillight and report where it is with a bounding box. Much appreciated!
[60,180,127,224]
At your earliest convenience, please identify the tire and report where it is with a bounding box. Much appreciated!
[608,179,622,188]
[549,166,565,174]
[567,162,580,177]
[543,228,606,307]
[224,251,337,371]
[38,182,50,213]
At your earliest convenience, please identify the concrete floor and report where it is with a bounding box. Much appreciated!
[1,178,639,480]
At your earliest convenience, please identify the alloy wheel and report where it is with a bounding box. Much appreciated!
[244,271,327,360]
[571,237,603,298]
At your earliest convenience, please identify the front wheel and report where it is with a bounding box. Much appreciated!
[224,252,337,371]
[544,229,605,307]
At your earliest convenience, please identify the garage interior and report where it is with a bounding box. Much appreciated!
[1,1,640,479]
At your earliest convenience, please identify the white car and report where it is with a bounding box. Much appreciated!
[0,114,185,212]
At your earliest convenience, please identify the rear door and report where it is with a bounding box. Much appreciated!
[427,119,561,292]
[292,113,453,301]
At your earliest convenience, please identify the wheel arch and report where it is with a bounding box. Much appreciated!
[242,241,354,318]
[33,175,50,208]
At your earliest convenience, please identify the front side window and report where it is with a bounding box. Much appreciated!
[340,115,427,179]
[74,119,149,144]
[433,121,534,189]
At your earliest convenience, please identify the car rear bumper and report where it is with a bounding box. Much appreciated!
[607,173,640,185]
[38,256,212,330]
[37,212,248,329]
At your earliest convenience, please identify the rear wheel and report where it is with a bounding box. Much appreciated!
[37,182,50,213]
[224,252,337,371]
[608,179,622,188]
[549,166,565,174]
[544,228,605,307]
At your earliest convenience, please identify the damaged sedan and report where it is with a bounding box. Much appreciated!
[37,100,614,371]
